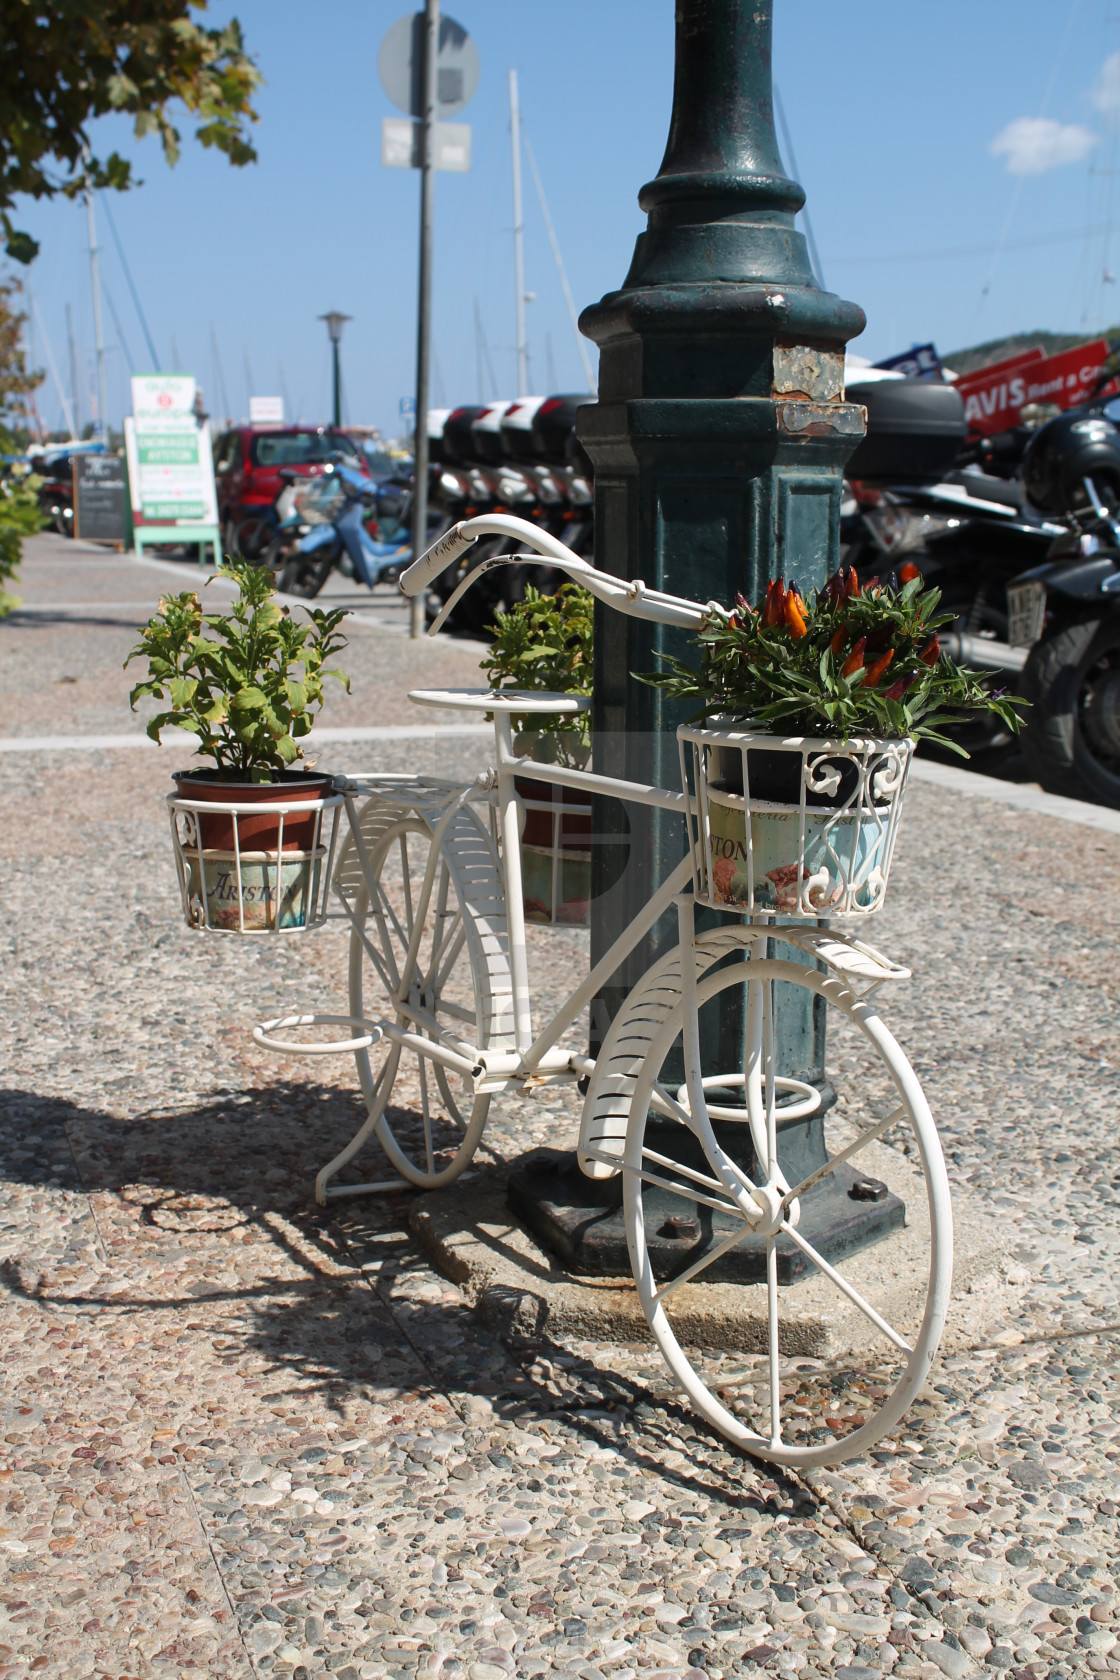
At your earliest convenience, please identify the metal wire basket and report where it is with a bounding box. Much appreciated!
[678,723,913,919]
[167,789,344,933]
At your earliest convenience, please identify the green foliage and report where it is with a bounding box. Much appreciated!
[125,558,349,779]
[642,569,1025,756]
[0,471,44,617]
[480,583,594,766]
[0,279,41,435]
[1,2,260,261]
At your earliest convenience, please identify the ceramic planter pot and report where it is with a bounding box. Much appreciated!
[172,769,336,852]
[185,849,323,931]
[515,776,593,926]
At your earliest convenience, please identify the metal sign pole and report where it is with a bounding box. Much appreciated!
[410,0,440,639]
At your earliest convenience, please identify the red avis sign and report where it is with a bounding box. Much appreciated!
[955,339,1118,436]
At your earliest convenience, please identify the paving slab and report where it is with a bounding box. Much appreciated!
[0,533,1118,1679]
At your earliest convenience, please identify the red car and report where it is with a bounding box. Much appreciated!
[212,425,365,554]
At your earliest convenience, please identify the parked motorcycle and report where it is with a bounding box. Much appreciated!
[841,376,1065,755]
[1007,410,1120,806]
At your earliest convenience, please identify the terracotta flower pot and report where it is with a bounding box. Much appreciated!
[172,769,337,852]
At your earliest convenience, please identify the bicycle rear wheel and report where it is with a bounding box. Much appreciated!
[597,933,951,1468]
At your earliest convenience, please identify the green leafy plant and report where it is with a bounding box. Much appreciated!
[642,564,1023,755]
[125,558,349,779]
[480,583,594,766]
[0,470,44,617]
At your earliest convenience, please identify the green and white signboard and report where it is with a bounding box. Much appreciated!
[124,374,221,562]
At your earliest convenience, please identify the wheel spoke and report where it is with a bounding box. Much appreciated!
[584,1146,746,1217]
[431,918,467,1000]
[399,833,414,938]
[419,1057,435,1175]
[655,1221,754,1302]
[780,1219,913,1353]
[781,1104,906,1212]
[371,879,407,988]
[423,862,451,983]
[355,914,397,997]
[767,1234,781,1449]
[763,977,778,1179]
[650,1080,695,1128]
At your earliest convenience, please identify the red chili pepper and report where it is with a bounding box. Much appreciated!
[883,666,921,701]
[861,649,895,687]
[840,636,866,678]
[828,625,846,657]
[785,592,808,638]
[823,568,844,606]
[918,634,940,666]
[762,578,788,627]
[847,567,861,599]
[899,561,921,584]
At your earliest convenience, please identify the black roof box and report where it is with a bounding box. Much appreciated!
[845,379,966,483]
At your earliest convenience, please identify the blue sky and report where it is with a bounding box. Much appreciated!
[15,0,1120,437]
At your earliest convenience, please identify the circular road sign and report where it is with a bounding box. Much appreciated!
[378,13,480,120]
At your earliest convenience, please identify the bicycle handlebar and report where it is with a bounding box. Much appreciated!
[400,513,718,634]
[398,522,480,596]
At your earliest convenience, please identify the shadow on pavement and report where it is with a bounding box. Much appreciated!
[0,1084,809,1511]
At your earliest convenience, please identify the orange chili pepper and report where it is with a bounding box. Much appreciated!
[899,561,921,584]
[828,625,846,657]
[861,648,895,687]
[785,592,808,638]
[840,636,866,678]
[918,634,940,666]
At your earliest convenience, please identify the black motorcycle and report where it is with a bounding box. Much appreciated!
[1006,410,1120,806]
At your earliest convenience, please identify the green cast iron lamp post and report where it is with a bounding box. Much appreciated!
[508,0,891,1276]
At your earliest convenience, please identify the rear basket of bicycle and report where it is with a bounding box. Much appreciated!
[678,723,913,918]
[167,788,344,934]
[516,776,593,926]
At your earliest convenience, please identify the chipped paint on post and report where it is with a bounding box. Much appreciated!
[773,345,845,403]
[778,400,866,438]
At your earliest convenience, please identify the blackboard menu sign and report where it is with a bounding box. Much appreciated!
[73,453,127,543]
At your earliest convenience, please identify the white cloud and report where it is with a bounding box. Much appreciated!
[990,116,1099,175]
[1090,51,1120,122]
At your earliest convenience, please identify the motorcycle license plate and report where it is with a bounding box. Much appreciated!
[1007,580,1046,647]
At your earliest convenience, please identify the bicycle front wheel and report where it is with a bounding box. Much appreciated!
[608,936,951,1468]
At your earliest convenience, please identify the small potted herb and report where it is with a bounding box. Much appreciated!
[481,583,595,924]
[126,560,350,931]
[647,564,1023,914]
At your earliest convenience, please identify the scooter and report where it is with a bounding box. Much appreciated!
[272,461,412,598]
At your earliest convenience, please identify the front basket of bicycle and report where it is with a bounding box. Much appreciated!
[678,723,913,918]
[166,790,345,934]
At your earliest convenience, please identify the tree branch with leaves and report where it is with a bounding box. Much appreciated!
[0,1,260,262]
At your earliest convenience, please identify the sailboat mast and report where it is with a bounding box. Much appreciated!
[85,192,108,440]
[509,69,528,398]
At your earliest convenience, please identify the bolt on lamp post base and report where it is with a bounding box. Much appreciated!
[506,1091,905,1286]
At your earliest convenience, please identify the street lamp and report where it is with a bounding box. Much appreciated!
[318,311,352,428]
[511,0,882,1271]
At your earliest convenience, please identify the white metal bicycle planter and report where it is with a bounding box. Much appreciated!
[175,513,951,1468]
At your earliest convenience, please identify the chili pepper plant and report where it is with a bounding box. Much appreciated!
[644,563,1023,755]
